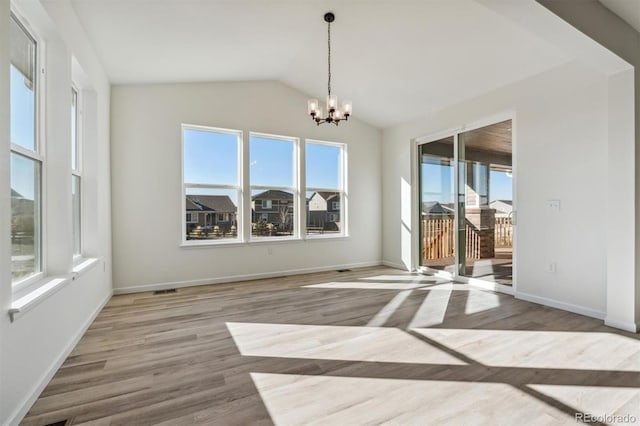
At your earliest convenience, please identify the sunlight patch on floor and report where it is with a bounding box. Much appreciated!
[250,373,570,426]
[367,289,413,326]
[226,322,466,365]
[413,283,474,291]
[412,329,640,371]
[305,281,430,290]
[360,275,449,283]
[408,288,452,328]
[464,288,502,314]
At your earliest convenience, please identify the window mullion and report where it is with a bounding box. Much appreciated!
[10,144,43,162]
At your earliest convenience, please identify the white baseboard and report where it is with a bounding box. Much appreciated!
[113,261,383,294]
[604,317,638,333]
[515,290,606,321]
[381,260,409,271]
[7,290,113,426]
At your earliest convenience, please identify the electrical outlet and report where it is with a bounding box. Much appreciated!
[267,247,273,255]
[547,262,556,273]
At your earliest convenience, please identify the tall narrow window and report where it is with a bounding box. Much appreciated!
[306,141,346,236]
[71,87,82,257]
[10,14,41,283]
[182,125,241,243]
[250,133,298,239]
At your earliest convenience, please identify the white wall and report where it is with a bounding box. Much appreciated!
[0,1,112,424]
[537,0,640,334]
[0,0,11,420]
[110,81,382,292]
[382,61,609,317]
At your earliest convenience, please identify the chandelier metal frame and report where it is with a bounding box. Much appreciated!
[308,12,352,126]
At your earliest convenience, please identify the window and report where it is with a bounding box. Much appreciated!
[71,87,82,257]
[306,141,346,236]
[183,126,241,242]
[250,133,298,238]
[186,212,197,223]
[10,14,42,283]
[181,127,348,244]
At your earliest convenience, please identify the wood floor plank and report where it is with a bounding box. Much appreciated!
[21,266,640,425]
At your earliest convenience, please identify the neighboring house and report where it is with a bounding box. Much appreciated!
[489,199,512,218]
[185,195,237,233]
[307,191,341,229]
[422,201,454,219]
[11,189,35,239]
[251,189,294,228]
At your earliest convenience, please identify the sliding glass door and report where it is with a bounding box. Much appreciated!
[418,136,456,273]
[419,120,513,285]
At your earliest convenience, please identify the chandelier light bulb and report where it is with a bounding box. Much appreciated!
[327,95,338,111]
[343,101,352,116]
[308,99,318,115]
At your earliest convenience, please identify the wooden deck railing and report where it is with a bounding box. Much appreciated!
[494,217,513,247]
[422,218,455,260]
[421,216,512,261]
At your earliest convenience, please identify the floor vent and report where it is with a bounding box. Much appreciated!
[45,421,68,426]
[337,269,351,273]
[153,289,177,295]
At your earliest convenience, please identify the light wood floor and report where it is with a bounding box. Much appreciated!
[22,267,640,425]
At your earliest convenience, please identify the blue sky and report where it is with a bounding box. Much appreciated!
[421,162,512,204]
[183,130,341,190]
[490,170,512,201]
[10,65,36,200]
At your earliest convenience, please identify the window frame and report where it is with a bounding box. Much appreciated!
[10,11,45,289]
[249,132,300,241]
[179,128,350,247]
[71,85,83,259]
[181,124,243,246]
[304,139,348,239]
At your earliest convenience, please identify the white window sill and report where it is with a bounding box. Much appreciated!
[305,234,349,241]
[249,236,302,244]
[180,234,349,249]
[180,240,245,249]
[73,257,100,275]
[9,258,100,322]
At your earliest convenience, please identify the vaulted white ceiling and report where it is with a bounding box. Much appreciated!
[70,0,572,128]
[599,0,640,33]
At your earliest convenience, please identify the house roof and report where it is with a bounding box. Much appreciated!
[252,189,293,201]
[313,191,339,201]
[186,195,236,212]
[492,199,512,206]
[422,201,454,215]
[11,189,23,198]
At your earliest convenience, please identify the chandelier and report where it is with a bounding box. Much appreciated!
[307,12,352,126]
